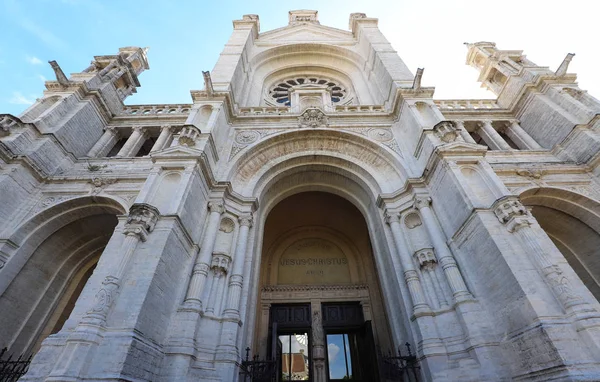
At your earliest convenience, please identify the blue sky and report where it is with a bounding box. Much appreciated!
[2,0,599,116]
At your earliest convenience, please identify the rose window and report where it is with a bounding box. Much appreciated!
[268,77,347,106]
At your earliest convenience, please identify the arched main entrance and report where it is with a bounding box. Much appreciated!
[0,197,125,355]
[255,192,392,381]
[521,187,600,301]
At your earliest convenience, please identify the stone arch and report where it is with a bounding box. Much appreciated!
[227,129,408,196]
[235,133,414,356]
[0,196,126,354]
[521,187,600,300]
[239,43,381,106]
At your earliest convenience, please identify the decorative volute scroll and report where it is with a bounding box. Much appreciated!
[178,125,201,147]
[433,121,462,143]
[123,203,161,241]
[298,107,329,128]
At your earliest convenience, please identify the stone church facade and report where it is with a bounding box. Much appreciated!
[1,9,600,381]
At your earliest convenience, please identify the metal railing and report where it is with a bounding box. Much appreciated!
[0,347,32,382]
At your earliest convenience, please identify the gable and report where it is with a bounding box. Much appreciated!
[258,24,354,45]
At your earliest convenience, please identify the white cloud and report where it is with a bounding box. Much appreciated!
[9,92,35,105]
[38,74,47,82]
[26,55,43,65]
[327,343,340,363]
[19,19,67,50]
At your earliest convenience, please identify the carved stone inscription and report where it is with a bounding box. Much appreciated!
[277,238,350,285]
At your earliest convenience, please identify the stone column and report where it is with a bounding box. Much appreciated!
[477,119,512,150]
[183,201,224,311]
[494,197,600,352]
[454,120,476,144]
[413,196,473,303]
[47,204,160,379]
[116,126,148,157]
[384,210,446,362]
[385,211,431,315]
[82,203,160,326]
[150,125,173,152]
[223,214,253,318]
[504,120,543,150]
[205,253,230,314]
[311,308,326,382]
[87,127,120,157]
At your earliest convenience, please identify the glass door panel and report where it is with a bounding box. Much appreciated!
[279,332,310,381]
[326,333,354,380]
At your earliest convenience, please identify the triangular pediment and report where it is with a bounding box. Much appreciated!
[150,145,203,160]
[437,141,489,156]
[258,23,354,44]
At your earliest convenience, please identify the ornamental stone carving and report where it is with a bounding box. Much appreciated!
[298,107,328,128]
[90,176,117,195]
[208,201,225,215]
[211,253,231,276]
[433,121,460,143]
[493,198,534,233]
[238,214,253,227]
[414,248,436,268]
[179,125,201,146]
[124,203,161,241]
[234,130,260,144]
[404,212,422,229]
[493,199,528,224]
[368,128,393,142]
[219,217,235,233]
[412,195,432,210]
[85,276,119,322]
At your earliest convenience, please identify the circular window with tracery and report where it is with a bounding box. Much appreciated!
[268,77,347,106]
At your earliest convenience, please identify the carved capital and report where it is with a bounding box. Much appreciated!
[208,201,225,215]
[414,248,437,268]
[238,214,253,227]
[298,107,328,128]
[412,195,432,210]
[105,126,121,138]
[433,121,459,143]
[493,198,534,232]
[123,203,160,241]
[211,253,231,276]
[160,124,173,132]
[384,210,401,225]
[193,262,210,276]
[179,125,201,146]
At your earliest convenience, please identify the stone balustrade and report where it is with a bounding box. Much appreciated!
[121,104,192,116]
[435,99,501,110]
[334,105,385,112]
[238,106,290,115]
